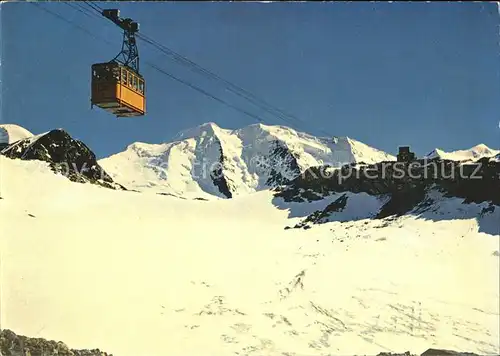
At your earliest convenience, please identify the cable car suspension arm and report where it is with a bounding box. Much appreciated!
[101,9,140,73]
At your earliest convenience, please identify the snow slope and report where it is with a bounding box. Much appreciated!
[0,124,34,145]
[99,122,396,198]
[425,144,499,162]
[1,155,498,356]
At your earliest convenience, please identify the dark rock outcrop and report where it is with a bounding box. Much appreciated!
[0,329,489,356]
[275,158,500,218]
[265,140,302,187]
[210,144,232,199]
[0,329,112,356]
[292,193,350,229]
[372,350,485,356]
[420,349,481,356]
[1,129,125,190]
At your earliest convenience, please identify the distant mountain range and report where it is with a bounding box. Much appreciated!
[1,122,498,200]
[98,122,396,198]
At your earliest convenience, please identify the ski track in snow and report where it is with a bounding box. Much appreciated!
[1,155,499,356]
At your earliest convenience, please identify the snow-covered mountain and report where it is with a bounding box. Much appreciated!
[99,122,396,199]
[0,124,34,149]
[425,144,499,162]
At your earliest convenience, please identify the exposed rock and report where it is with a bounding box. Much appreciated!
[1,129,125,190]
[420,348,481,356]
[210,144,232,199]
[265,140,302,187]
[275,158,500,218]
[0,328,486,356]
[156,192,187,200]
[292,194,350,229]
[0,329,112,356]
[371,350,484,356]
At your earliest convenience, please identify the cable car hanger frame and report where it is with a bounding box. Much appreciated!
[102,9,140,75]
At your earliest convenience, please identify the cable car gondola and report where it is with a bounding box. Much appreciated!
[91,9,145,118]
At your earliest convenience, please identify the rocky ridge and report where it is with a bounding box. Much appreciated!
[0,329,113,356]
[1,129,125,190]
[275,157,500,228]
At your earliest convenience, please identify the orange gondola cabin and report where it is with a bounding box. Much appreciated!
[91,62,145,117]
[91,9,145,118]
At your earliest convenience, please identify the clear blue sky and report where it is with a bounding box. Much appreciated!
[2,2,499,158]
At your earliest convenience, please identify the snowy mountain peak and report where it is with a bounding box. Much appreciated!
[425,148,444,159]
[99,122,396,198]
[174,121,229,141]
[425,143,499,161]
[0,124,34,147]
[470,143,496,155]
[472,143,489,150]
